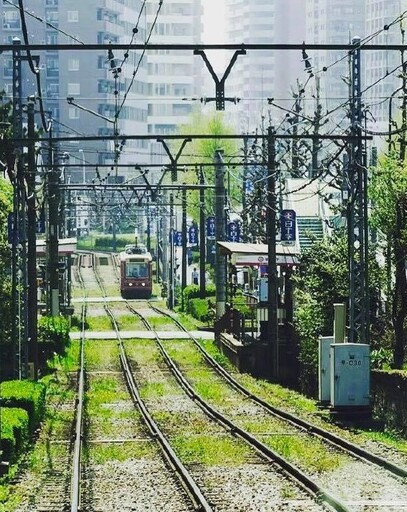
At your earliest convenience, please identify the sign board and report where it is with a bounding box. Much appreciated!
[227,221,240,242]
[188,224,198,245]
[175,231,183,247]
[206,216,216,239]
[280,209,296,242]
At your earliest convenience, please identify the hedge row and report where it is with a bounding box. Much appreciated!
[0,380,46,462]
[183,284,216,323]
[0,315,69,464]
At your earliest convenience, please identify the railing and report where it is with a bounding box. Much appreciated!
[215,299,258,342]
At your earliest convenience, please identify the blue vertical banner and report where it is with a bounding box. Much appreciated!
[175,231,183,247]
[280,209,296,242]
[206,216,216,239]
[227,221,240,242]
[188,224,198,245]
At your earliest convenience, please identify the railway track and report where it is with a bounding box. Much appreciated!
[81,251,212,511]
[13,255,407,512]
[125,301,407,511]
[149,304,407,478]
[85,252,331,511]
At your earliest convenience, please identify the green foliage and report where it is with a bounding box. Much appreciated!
[369,152,407,238]
[181,284,217,323]
[183,283,216,301]
[0,178,13,346]
[77,234,137,252]
[293,229,384,395]
[371,348,393,370]
[38,315,70,356]
[176,111,240,222]
[369,151,407,367]
[0,380,46,433]
[0,407,29,462]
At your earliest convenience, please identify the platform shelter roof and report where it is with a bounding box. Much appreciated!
[217,241,299,267]
[36,237,77,257]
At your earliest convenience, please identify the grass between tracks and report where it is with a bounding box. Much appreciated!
[84,340,158,463]
[195,339,407,457]
[124,339,254,466]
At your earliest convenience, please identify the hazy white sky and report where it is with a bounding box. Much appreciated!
[202,1,226,43]
[202,1,226,70]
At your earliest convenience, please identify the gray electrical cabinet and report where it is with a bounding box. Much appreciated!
[318,336,333,403]
[330,343,370,408]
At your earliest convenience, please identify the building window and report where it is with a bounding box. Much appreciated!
[3,11,20,29]
[67,83,80,95]
[67,11,78,22]
[46,57,59,77]
[47,83,59,98]
[45,10,59,25]
[46,32,58,45]
[68,107,80,119]
[68,58,79,71]
[3,59,12,78]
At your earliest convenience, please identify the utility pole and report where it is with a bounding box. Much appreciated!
[168,192,175,309]
[267,126,279,380]
[348,37,369,344]
[26,100,38,379]
[198,165,206,297]
[12,38,28,379]
[181,186,187,309]
[157,138,191,310]
[214,150,226,319]
[242,138,249,242]
[47,129,60,316]
[311,76,322,179]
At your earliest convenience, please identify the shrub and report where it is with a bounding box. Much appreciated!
[0,407,29,461]
[1,407,29,462]
[187,298,216,324]
[0,380,46,433]
[38,315,70,358]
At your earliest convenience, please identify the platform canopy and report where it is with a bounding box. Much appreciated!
[36,237,77,257]
[217,241,299,267]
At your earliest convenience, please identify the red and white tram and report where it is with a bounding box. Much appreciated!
[119,246,153,299]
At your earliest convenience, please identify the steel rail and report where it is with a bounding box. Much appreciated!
[89,253,213,512]
[70,253,88,512]
[150,304,407,480]
[132,305,350,512]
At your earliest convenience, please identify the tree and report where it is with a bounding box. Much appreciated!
[175,110,239,221]
[369,152,407,368]
[293,229,384,394]
[0,177,13,345]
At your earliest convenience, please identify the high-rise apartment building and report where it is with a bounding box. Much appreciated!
[146,0,203,165]
[225,0,406,145]
[1,0,203,179]
[225,0,306,133]
[364,0,407,135]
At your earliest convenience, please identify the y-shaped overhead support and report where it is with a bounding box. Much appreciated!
[157,137,191,181]
[194,49,246,110]
[138,167,166,202]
